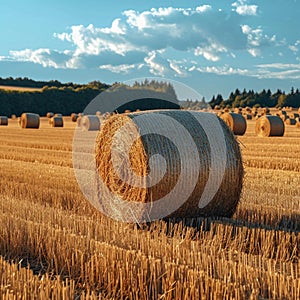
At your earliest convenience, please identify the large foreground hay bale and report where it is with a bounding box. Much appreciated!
[220,112,247,135]
[0,116,8,126]
[19,113,40,129]
[255,115,284,137]
[95,110,243,221]
[50,116,64,127]
[80,115,100,131]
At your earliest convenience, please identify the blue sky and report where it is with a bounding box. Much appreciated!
[0,0,299,99]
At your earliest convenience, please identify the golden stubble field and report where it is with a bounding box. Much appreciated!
[0,116,299,299]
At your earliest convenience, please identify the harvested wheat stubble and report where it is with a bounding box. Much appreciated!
[50,116,64,127]
[80,115,100,131]
[255,115,285,137]
[71,113,78,122]
[220,112,247,135]
[19,113,40,129]
[95,110,243,221]
[0,116,8,126]
[46,112,54,118]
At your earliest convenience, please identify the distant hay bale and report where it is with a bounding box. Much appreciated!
[0,116,8,126]
[255,114,261,120]
[11,114,17,120]
[50,116,64,127]
[54,113,62,117]
[124,109,131,113]
[78,113,84,117]
[281,110,287,116]
[244,114,252,120]
[234,107,242,114]
[96,111,101,116]
[76,116,82,127]
[262,107,270,115]
[292,113,299,119]
[80,115,101,131]
[280,114,288,121]
[255,115,284,137]
[285,118,296,125]
[220,112,247,135]
[19,113,40,129]
[214,105,220,110]
[94,110,244,220]
[71,113,78,122]
[46,112,54,118]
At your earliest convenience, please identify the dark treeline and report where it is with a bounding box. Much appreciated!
[0,76,109,89]
[209,87,300,109]
[0,78,179,116]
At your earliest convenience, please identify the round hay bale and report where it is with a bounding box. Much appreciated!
[76,116,82,127]
[0,116,8,126]
[285,118,296,125]
[96,111,101,117]
[94,110,243,220]
[78,113,84,117]
[19,113,40,129]
[292,113,299,119]
[281,110,287,116]
[46,112,54,118]
[220,112,247,135]
[11,114,17,120]
[234,107,242,114]
[50,116,64,127]
[280,114,288,121]
[80,115,100,131]
[255,115,284,137]
[71,113,78,122]
[244,114,252,120]
[54,113,62,117]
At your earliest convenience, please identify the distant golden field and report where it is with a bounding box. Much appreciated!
[0,85,42,92]
[0,116,299,299]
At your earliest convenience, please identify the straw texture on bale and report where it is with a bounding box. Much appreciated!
[46,112,54,118]
[255,115,284,137]
[285,118,296,125]
[0,116,8,125]
[220,112,247,135]
[94,110,244,220]
[50,116,64,127]
[71,113,78,122]
[80,115,100,131]
[19,113,40,129]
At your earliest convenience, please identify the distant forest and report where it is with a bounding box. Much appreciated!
[0,77,299,116]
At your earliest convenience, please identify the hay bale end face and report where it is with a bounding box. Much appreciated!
[19,113,40,129]
[255,115,284,137]
[220,112,247,135]
[50,116,64,127]
[0,116,8,126]
[80,115,100,131]
[95,110,244,220]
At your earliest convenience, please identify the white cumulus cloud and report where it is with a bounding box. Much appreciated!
[232,0,258,16]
